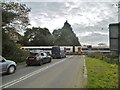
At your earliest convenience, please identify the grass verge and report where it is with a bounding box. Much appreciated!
[86,57,118,88]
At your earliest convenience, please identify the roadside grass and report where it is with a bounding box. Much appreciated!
[86,57,118,88]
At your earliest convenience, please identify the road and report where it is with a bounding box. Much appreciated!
[1,55,85,89]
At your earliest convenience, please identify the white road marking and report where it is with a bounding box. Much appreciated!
[83,55,87,78]
[1,56,73,89]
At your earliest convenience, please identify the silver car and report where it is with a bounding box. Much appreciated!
[0,56,16,74]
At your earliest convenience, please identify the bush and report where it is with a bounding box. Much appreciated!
[2,31,29,63]
[87,52,118,64]
[12,49,29,63]
[3,47,29,63]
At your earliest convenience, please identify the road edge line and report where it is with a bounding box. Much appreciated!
[83,55,87,88]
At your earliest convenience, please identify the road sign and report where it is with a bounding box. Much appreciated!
[110,38,118,51]
[109,23,119,51]
[109,24,119,38]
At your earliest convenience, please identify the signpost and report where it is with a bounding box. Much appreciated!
[109,23,119,51]
[109,23,119,88]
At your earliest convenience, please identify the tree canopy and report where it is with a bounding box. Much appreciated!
[22,27,54,46]
[2,2,30,61]
[2,2,81,61]
[52,20,81,46]
[22,21,81,46]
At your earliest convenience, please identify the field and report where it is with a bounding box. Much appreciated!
[86,57,118,88]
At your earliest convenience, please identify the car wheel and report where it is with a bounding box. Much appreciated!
[48,59,51,63]
[27,64,30,66]
[8,65,16,74]
[39,60,43,66]
[49,60,51,63]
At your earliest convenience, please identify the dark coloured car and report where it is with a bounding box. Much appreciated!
[26,51,52,66]
[0,56,17,74]
[51,46,66,59]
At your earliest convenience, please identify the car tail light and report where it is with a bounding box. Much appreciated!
[36,57,39,60]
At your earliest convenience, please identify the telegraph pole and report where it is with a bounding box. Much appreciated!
[118,23,120,88]
[118,1,120,88]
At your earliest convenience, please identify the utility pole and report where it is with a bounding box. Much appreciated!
[118,23,120,88]
[118,1,120,88]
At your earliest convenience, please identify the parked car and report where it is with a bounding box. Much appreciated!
[0,56,17,74]
[26,51,52,66]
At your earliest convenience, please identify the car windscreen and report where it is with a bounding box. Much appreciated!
[0,56,2,61]
[0,56,5,62]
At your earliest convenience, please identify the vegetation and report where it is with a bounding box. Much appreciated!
[21,27,54,46]
[2,2,80,63]
[52,20,80,46]
[21,20,80,46]
[2,2,30,62]
[86,57,118,88]
[87,52,118,64]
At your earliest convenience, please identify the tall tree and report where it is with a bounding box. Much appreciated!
[53,20,81,46]
[2,2,30,27]
[2,2,30,61]
[2,2,30,42]
[22,27,54,46]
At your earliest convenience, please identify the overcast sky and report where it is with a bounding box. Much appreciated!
[18,0,119,46]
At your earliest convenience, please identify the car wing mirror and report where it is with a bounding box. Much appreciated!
[2,59,5,62]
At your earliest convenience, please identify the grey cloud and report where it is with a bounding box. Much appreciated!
[25,2,67,18]
[72,13,118,35]
[23,2,118,45]
[79,32,109,45]
[72,24,108,34]
[25,2,118,20]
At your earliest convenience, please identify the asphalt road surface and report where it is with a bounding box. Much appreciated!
[1,55,85,89]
